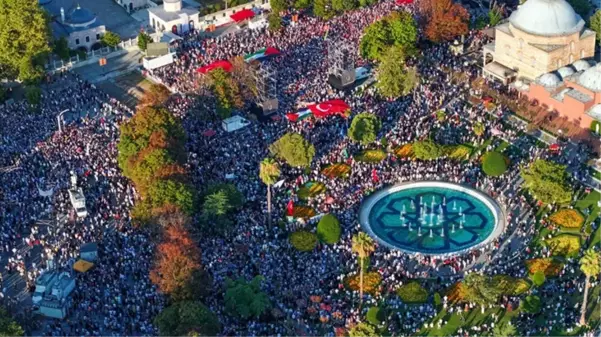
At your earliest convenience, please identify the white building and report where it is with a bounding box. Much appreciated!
[148,0,200,35]
[43,2,107,52]
[114,0,147,13]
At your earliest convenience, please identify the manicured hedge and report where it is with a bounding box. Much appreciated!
[481,151,508,176]
[546,234,581,257]
[317,214,341,244]
[525,258,563,276]
[366,307,386,326]
[289,231,317,252]
[521,295,541,314]
[396,281,428,303]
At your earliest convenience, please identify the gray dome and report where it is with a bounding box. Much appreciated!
[537,72,562,87]
[572,59,596,72]
[578,64,601,92]
[509,0,585,37]
[557,66,575,78]
[68,6,96,25]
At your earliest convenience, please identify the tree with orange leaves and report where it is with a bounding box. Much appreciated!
[150,225,204,300]
[140,83,171,107]
[423,0,469,43]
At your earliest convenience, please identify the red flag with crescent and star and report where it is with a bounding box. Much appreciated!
[306,99,350,118]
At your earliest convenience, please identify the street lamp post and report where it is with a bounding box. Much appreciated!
[57,109,69,133]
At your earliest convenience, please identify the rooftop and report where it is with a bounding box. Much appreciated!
[148,1,199,22]
[508,0,585,37]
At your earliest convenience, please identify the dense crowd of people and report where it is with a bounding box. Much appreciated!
[0,0,598,335]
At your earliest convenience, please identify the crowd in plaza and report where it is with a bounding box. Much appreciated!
[0,0,598,335]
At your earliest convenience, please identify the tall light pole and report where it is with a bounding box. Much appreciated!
[57,109,69,133]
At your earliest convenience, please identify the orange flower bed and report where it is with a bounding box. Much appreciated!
[345,272,382,294]
[549,209,584,229]
[321,163,352,178]
[292,205,316,218]
[394,144,414,158]
[525,258,563,276]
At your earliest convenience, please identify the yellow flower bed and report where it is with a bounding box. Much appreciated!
[297,182,326,200]
[549,209,584,229]
[394,144,414,158]
[447,145,472,160]
[345,272,382,294]
[525,258,563,277]
[546,234,581,257]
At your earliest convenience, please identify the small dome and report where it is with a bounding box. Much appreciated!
[578,64,601,92]
[509,0,584,36]
[572,59,596,72]
[557,66,575,78]
[68,5,96,25]
[537,72,562,87]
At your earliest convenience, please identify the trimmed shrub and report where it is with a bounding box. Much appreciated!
[531,270,546,287]
[433,292,442,308]
[366,306,386,326]
[448,145,472,160]
[317,214,341,244]
[546,234,581,257]
[482,151,508,176]
[355,149,387,163]
[394,144,413,158]
[345,272,382,294]
[289,231,317,252]
[412,139,444,160]
[396,281,428,303]
[549,209,585,229]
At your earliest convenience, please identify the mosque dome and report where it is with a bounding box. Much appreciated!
[509,0,585,37]
[537,72,562,87]
[578,64,601,92]
[68,5,96,26]
[557,66,575,78]
[572,59,596,72]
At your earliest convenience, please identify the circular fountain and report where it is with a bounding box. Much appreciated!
[359,182,505,256]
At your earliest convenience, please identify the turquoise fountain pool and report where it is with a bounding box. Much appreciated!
[359,182,504,256]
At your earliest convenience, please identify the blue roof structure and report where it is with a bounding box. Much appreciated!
[69,5,96,25]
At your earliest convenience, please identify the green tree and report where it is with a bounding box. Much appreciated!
[24,85,41,105]
[224,276,271,319]
[352,232,376,305]
[520,159,573,204]
[270,0,288,12]
[0,0,51,82]
[289,230,318,251]
[521,295,541,314]
[207,68,243,119]
[332,0,356,11]
[137,31,153,51]
[268,13,282,31]
[360,11,417,61]
[590,10,601,43]
[53,37,70,61]
[579,249,600,326]
[0,307,23,336]
[366,306,386,326]
[148,180,195,214]
[294,0,311,9]
[412,139,443,160]
[376,46,417,98]
[348,322,378,337]
[313,0,333,19]
[492,321,516,337]
[567,0,591,17]
[154,301,220,336]
[204,183,244,209]
[259,158,281,227]
[203,190,231,216]
[348,113,382,145]
[269,132,315,168]
[101,31,121,47]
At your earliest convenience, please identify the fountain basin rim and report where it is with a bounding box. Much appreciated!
[358,181,506,257]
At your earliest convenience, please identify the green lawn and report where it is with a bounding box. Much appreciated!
[495,140,510,153]
[417,307,519,336]
[470,138,493,159]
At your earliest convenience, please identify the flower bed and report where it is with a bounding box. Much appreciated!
[393,144,414,158]
[297,182,326,200]
[292,205,316,218]
[345,272,382,294]
[321,163,351,178]
[546,234,581,257]
[549,209,584,229]
[525,258,563,277]
[491,275,531,295]
[447,145,472,160]
[354,149,387,163]
[396,281,428,303]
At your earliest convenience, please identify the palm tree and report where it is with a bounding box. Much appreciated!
[351,232,376,305]
[259,158,281,227]
[579,249,600,326]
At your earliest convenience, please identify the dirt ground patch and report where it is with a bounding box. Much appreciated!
[97,71,153,109]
